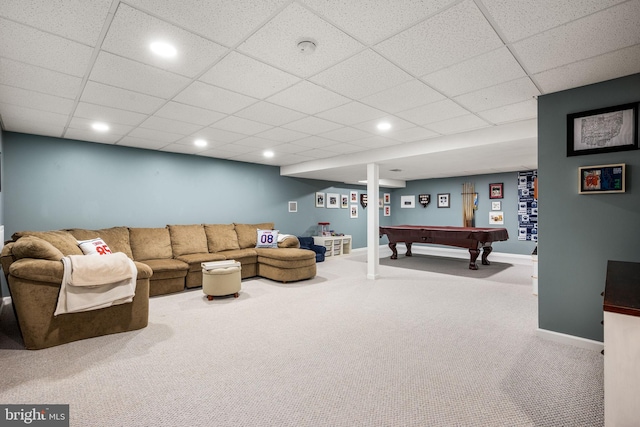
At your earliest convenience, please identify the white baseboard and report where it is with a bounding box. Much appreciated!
[536,328,603,352]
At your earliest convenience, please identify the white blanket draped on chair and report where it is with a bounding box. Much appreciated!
[54,252,137,316]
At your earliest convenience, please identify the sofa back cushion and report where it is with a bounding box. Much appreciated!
[11,230,83,256]
[234,223,274,249]
[12,236,65,261]
[67,227,133,258]
[204,224,240,253]
[129,227,172,261]
[168,224,208,257]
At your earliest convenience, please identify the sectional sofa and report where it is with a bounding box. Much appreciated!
[0,223,316,349]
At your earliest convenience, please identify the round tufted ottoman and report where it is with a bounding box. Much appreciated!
[202,262,241,300]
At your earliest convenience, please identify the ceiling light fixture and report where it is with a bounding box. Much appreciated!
[91,122,109,132]
[297,40,317,55]
[377,122,392,131]
[263,150,274,158]
[150,41,177,58]
[194,139,207,147]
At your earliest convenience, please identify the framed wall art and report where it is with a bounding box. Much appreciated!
[288,201,297,213]
[567,103,638,156]
[350,204,358,219]
[489,183,503,199]
[384,193,390,204]
[327,193,339,208]
[341,194,348,208]
[578,163,625,194]
[437,193,450,208]
[400,195,415,208]
[315,192,325,208]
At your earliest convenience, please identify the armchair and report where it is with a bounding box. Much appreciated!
[297,237,326,263]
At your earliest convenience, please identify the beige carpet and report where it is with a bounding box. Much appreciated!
[0,253,603,426]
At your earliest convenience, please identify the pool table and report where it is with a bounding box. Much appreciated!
[379,225,509,270]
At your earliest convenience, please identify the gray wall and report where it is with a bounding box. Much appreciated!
[538,73,640,342]
[389,173,536,255]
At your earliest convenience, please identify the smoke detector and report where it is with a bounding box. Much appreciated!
[297,40,317,55]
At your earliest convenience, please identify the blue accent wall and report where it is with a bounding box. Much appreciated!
[538,72,640,342]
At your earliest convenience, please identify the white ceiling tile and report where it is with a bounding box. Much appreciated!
[81,81,165,114]
[534,44,640,94]
[268,153,316,165]
[422,47,526,97]
[266,81,350,115]
[102,4,227,78]
[302,0,457,44]
[191,127,247,144]
[64,128,122,144]
[454,77,540,111]
[315,102,387,126]
[297,148,339,159]
[349,136,403,149]
[255,127,309,143]
[128,127,184,143]
[210,143,259,154]
[238,2,365,77]
[397,99,470,125]
[375,0,504,75]
[360,80,446,114]
[139,116,203,135]
[1,0,112,45]
[310,50,413,99]
[513,1,640,74]
[74,102,148,126]
[353,115,416,134]
[154,102,225,126]
[319,142,363,154]
[198,148,244,159]
[125,0,289,47]
[200,52,300,99]
[231,136,285,149]
[67,117,133,135]
[0,18,93,77]
[0,58,82,99]
[282,116,343,134]
[118,136,170,150]
[320,127,371,142]
[234,101,306,126]
[426,114,491,134]
[229,152,280,164]
[482,0,627,43]
[210,116,273,135]
[269,143,309,154]
[3,118,65,137]
[0,102,68,130]
[90,52,190,98]
[387,126,439,143]
[173,81,257,114]
[478,99,538,125]
[289,136,341,149]
[0,85,74,114]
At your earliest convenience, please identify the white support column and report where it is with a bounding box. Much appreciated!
[367,163,380,280]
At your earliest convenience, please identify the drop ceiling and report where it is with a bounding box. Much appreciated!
[1,0,639,186]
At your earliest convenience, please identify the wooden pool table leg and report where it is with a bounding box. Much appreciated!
[405,242,412,257]
[468,248,480,270]
[481,244,493,265]
[389,242,398,259]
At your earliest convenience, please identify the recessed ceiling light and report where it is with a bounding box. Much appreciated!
[150,41,177,58]
[263,150,274,158]
[194,139,207,147]
[377,122,392,131]
[91,122,109,132]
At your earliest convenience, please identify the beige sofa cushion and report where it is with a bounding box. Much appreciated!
[12,230,83,256]
[67,226,133,258]
[234,223,274,249]
[168,224,208,257]
[13,236,65,261]
[204,224,240,253]
[129,227,172,261]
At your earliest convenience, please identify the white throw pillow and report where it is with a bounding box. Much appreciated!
[256,229,279,248]
[77,238,113,256]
